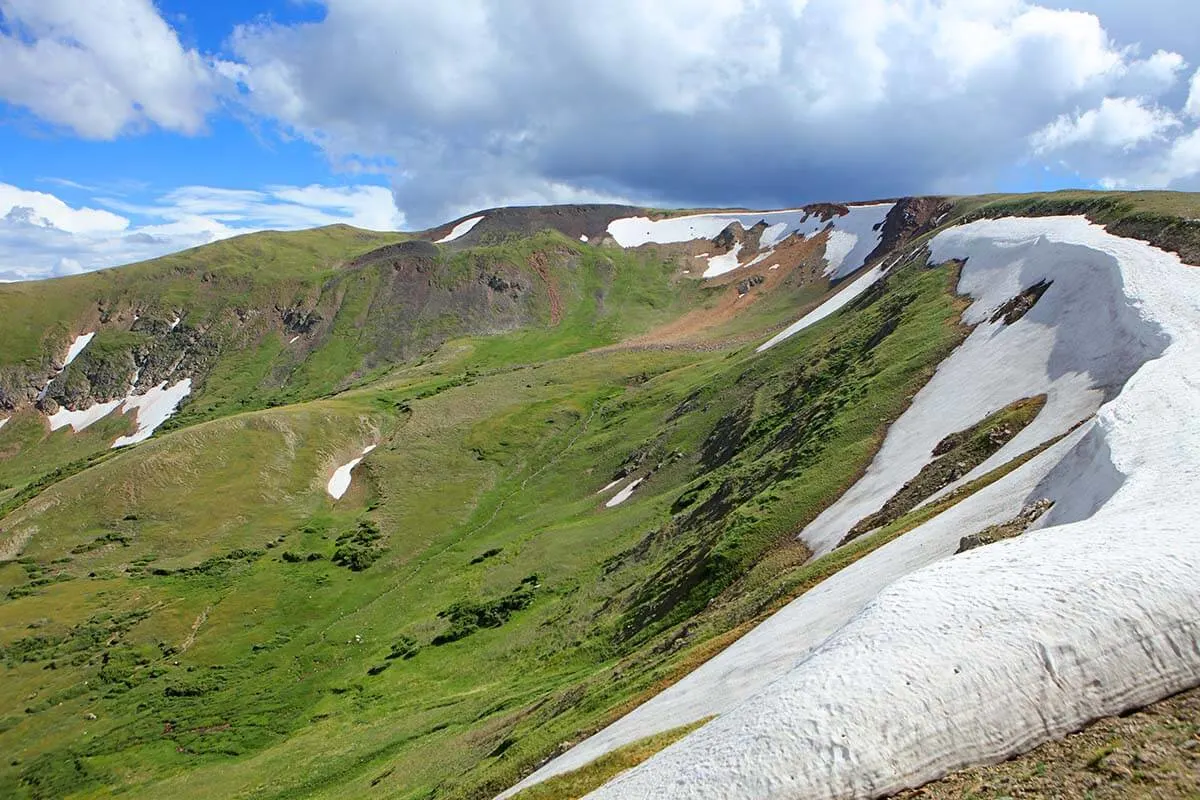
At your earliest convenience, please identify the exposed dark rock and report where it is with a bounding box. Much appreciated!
[801,202,851,223]
[736,275,765,296]
[957,499,1054,553]
[351,239,441,268]
[990,279,1052,325]
[424,204,643,245]
[712,223,742,252]
[281,307,323,335]
[863,197,952,267]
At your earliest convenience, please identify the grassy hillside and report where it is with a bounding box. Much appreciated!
[0,192,1194,799]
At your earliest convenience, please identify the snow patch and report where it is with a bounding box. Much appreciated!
[757,264,888,352]
[0,417,9,432]
[435,216,484,243]
[579,234,589,242]
[822,229,859,274]
[327,445,377,500]
[111,378,193,448]
[169,316,181,331]
[48,399,123,433]
[597,477,626,494]
[63,332,94,367]
[702,243,743,278]
[289,335,300,344]
[604,478,643,508]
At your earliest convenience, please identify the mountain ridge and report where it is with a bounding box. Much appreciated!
[0,190,1198,800]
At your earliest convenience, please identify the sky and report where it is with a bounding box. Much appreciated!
[2,0,1200,281]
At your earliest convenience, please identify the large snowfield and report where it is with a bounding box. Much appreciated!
[501,216,1200,799]
[606,203,893,280]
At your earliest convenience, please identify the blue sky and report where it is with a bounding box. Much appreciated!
[2,0,1200,281]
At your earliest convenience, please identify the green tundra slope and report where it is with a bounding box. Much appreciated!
[0,191,1196,800]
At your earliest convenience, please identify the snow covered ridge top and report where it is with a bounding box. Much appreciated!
[606,203,893,280]
[577,217,1200,799]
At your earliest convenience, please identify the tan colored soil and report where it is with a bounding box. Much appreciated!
[897,686,1200,799]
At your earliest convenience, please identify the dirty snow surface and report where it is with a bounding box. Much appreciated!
[327,445,377,500]
[435,215,484,243]
[607,204,892,279]
[112,379,193,448]
[500,217,1200,800]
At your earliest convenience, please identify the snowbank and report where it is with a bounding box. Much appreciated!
[798,218,1164,554]
[607,204,892,280]
[436,216,485,243]
[112,379,193,448]
[501,217,1200,799]
[63,332,94,367]
[327,445,377,500]
[604,477,643,508]
[46,378,192,444]
[48,399,123,433]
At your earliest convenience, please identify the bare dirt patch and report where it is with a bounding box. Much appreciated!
[613,232,832,349]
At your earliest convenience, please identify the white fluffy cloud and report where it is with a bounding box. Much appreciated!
[1031,96,1181,153]
[0,182,404,282]
[215,0,1198,224]
[3,0,1200,239]
[0,0,217,138]
[1186,68,1200,118]
[0,184,129,234]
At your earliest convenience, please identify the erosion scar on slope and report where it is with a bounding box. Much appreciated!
[530,252,564,326]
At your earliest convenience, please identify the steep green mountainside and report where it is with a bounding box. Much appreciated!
[0,191,1196,799]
